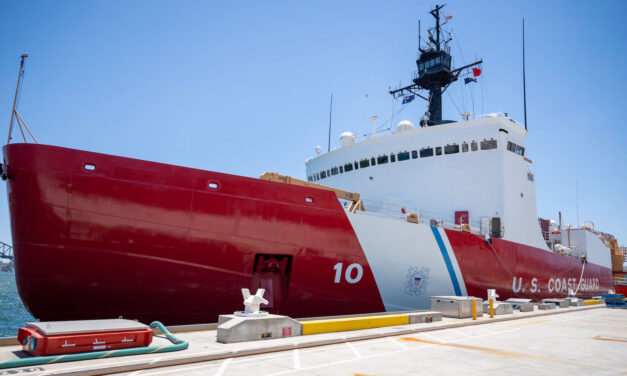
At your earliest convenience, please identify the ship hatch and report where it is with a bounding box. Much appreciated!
[251,254,293,312]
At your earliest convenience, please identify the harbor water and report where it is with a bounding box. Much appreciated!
[0,271,33,337]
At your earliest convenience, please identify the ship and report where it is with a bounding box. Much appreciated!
[3,5,614,325]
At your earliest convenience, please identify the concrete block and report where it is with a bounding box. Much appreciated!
[482,302,514,315]
[217,314,302,344]
[218,315,234,325]
[431,296,483,318]
[537,303,556,310]
[505,300,534,312]
[408,311,442,324]
[518,303,534,312]
[569,299,585,307]
[542,299,569,308]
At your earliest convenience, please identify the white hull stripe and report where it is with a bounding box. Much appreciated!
[437,227,468,296]
[431,226,462,296]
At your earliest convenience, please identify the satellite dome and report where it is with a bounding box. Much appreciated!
[339,132,356,147]
[396,120,414,133]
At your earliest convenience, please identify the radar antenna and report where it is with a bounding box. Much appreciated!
[389,4,482,125]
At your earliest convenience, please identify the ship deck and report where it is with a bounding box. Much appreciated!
[0,305,625,375]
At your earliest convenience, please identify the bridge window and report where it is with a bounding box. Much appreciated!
[411,150,418,159]
[390,154,396,162]
[444,144,460,154]
[398,151,410,161]
[480,138,497,150]
[359,159,370,168]
[354,162,359,170]
[320,171,326,179]
[339,166,344,173]
[420,148,434,158]
[435,147,442,156]
[471,141,478,151]
[331,167,339,176]
[345,163,353,172]
[507,141,525,155]
[462,143,469,152]
[377,155,389,164]
[316,173,319,180]
[370,157,376,166]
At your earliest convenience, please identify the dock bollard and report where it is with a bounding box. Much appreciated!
[472,299,477,320]
[487,289,498,318]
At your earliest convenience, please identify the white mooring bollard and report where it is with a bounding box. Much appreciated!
[235,288,269,317]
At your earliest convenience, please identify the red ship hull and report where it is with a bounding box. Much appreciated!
[3,144,612,325]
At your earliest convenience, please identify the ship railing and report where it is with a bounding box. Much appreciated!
[345,198,483,234]
[476,112,525,129]
[614,277,627,286]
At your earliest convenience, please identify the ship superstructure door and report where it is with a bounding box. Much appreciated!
[251,254,292,313]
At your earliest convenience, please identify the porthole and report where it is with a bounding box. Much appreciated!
[208,182,219,189]
[84,163,96,171]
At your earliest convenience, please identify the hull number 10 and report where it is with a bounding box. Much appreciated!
[333,262,363,284]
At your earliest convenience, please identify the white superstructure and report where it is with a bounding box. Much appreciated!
[306,114,548,250]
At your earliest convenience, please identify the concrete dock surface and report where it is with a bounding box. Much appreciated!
[1,305,625,375]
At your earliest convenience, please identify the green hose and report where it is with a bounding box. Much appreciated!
[0,321,188,370]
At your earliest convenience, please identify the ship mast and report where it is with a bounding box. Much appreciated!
[7,53,38,145]
[390,4,482,126]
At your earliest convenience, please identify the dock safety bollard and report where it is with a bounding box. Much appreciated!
[487,289,498,319]
[472,299,477,320]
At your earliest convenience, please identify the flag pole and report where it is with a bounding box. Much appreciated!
[522,18,528,131]
[327,94,333,152]
[418,20,421,51]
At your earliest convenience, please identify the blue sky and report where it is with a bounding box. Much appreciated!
[0,0,626,250]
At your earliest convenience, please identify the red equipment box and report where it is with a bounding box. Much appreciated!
[455,210,469,225]
[17,319,153,356]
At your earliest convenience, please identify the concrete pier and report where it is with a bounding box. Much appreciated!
[0,304,624,376]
